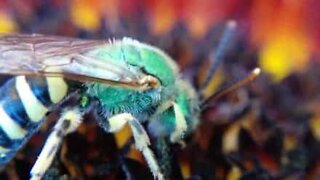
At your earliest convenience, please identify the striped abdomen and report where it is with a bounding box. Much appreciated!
[0,76,68,164]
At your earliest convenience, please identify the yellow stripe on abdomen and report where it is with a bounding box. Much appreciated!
[0,104,27,139]
[15,76,48,122]
[46,77,68,103]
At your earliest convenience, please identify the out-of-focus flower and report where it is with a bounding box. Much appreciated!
[251,0,312,81]
[66,0,319,82]
[70,0,101,31]
[70,0,120,32]
[146,0,239,38]
[0,12,17,33]
[259,33,310,81]
[310,114,320,141]
[146,0,177,36]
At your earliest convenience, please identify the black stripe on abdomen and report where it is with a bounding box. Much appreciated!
[26,76,52,107]
[0,127,24,164]
[0,77,52,164]
[1,78,37,130]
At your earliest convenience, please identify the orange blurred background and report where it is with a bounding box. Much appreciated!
[0,1,319,179]
[1,0,319,81]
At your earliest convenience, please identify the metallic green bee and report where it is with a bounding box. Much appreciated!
[0,22,259,180]
[0,34,200,180]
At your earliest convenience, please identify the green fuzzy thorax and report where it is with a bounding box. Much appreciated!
[83,38,200,137]
[87,38,179,86]
[86,83,162,117]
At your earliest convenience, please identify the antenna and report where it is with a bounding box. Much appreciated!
[200,20,237,91]
[201,68,261,110]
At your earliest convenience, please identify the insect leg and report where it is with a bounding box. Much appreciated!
[169,102,187,143]
[153,101,188,143]
[30,108,83,180]
[107,113,164,180]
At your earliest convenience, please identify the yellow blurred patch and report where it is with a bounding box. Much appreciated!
[222,123,241,154]
[180,159,191,179]
[0,13,17,33]
[283,134,298,151]
[70,1,100,31]
[202,67,224,98]
[114,124,132,148]
[260,33,310,81]
[310,115,320,141]
[223,115,255,154]
[126,145,144,163]
[114,124,144,163]
[226,166,242,180]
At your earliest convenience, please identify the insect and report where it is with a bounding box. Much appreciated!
[0,21,260,180]
[0,33,201,180]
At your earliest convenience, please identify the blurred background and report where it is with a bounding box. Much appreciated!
[0,0,319,179]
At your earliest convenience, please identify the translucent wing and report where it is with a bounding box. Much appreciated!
[0,34,153,89]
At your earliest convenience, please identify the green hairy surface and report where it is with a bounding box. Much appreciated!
[89,38,178,86]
